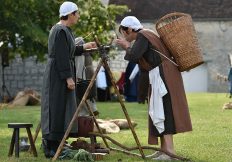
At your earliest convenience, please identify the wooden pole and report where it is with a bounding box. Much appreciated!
[84,101,109,148]
[28,121,41,153]
[89,132,190,161]
[52,59,103,161]
[103,60,145,159]
[110,147,141,158]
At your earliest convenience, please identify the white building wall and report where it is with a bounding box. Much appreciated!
[182,64,208,92]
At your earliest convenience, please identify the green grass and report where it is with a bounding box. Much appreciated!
[0,93,232,162]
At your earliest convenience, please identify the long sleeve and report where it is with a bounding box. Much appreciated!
[125,33,162,68]
[75,45,84,56]
[55,30,72,79]
[124,33,149,62]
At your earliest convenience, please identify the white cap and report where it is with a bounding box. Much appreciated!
[59,1,78,17]
[120,16,143,31]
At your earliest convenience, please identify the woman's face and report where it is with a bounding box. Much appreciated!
[120,29,135,42]
[70,11,80,25]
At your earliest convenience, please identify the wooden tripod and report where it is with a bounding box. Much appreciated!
[52,47,146,160]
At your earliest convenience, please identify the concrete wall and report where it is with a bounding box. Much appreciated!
[194,21,232,92]
[92,50,128,72]
[0,53,128,97]
[2,55,45,96]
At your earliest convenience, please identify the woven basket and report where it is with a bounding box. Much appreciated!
[156,12,204,71]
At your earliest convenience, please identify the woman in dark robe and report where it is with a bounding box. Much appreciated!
[115,16,192,160]
[41,1,96,158]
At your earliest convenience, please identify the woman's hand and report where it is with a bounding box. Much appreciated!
[83,42,97,49]
[115,38,130,50]
[66,78,75,90]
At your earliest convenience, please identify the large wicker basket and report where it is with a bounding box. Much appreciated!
[156,12,204,72]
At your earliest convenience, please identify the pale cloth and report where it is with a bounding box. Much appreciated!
[96,66,107,90]
[75,55,86,79]
[129,64,139,82]
[75,37,86,80]
[149,67,167,133]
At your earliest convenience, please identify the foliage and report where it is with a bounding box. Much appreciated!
[0,0,127,61]
[0,93,232,162]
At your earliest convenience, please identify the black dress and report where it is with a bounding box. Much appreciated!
[41,24,83,142]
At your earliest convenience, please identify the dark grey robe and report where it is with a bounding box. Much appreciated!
[41,24,83,141]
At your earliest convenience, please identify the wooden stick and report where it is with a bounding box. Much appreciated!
[52,59,103,161]
[110,147,190,161]
[129,146,190,161]
[26,127,38,157]
[110,147,141,157]
[84,101,109,148]
[89,132,132,151]
[103,60,145,159]
[28,121,41,153]
[89,132,190,161]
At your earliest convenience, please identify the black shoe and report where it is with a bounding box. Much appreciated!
[44,150,56,158]
[49,150,56,158]
[50,140,60,152]
[42,139,51,158]
[44,151,51,158]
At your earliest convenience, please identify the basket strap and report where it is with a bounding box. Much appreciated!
[138,48,178,71]
[151,48,178,67]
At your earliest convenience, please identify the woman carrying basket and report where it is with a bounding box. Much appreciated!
[115,16,192,160]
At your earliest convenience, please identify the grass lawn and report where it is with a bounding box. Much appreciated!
[0,93,232,162]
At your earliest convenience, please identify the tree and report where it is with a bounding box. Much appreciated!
[0,0,127,61]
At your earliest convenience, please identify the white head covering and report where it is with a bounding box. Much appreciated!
[120,16,143,31]
[59,1,78,17]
